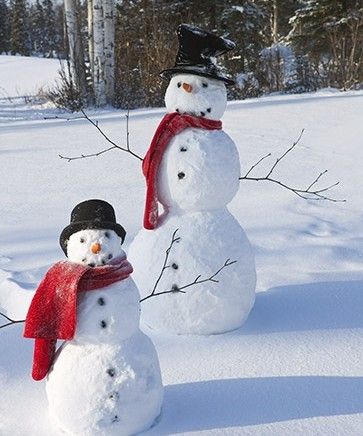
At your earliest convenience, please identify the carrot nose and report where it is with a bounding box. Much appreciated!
[182,83,193,93]
[91,243,101,254]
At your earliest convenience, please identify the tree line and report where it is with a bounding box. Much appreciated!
[1,0,362,109]
[0,0,65,58]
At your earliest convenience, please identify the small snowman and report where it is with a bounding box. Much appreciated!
[24,199,163,436]
[129,24,256,335]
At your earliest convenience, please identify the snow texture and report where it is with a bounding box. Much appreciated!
[0,55,59,97]
[45,229,163,435]
[0,55,363,435]
[157,128,240,212]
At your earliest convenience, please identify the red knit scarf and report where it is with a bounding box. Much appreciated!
[24,255,133,381]
[142,112,222,229]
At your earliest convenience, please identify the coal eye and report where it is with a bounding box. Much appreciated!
[104,232,110,239]
[202,83,208,88]
[177,82,181,88]
[80,237,85,243]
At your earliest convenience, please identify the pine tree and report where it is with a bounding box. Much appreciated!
[0,0,10,53]
[54,3,66,58]
[10,0,30,55]
[115,0,182,108]
[220,1,267,74]
[30,0,45,54]
[42,0,56,57]
[259,0,298,43]
[289,0,363,89]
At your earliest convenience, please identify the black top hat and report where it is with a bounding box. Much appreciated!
[160,24,236,85]
[59,199,126,255]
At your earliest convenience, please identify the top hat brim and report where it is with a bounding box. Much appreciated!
[60,220,126,255]
[160,66,235,86]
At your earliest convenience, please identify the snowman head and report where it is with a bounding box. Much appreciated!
[165,74,227,120]
[60,199,127,264]
[66,228,124,267]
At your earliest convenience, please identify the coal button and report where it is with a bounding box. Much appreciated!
[107,368,115,377]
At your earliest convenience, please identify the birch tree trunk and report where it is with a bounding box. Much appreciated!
[272,0,278,44]
[103,0,115,104]
[93,0,106,106]
[87,0,94,79]
[64,0,87,100]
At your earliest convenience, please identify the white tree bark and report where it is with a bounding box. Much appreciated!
[64,0,87,100]
[103,0,115,104]
[272,0,278,44]
[92,0,106,106]
[87,0,94,79]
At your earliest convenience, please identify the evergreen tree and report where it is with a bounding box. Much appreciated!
[259,0,298,43]
[220,1,267,74]
[289,0,363,88]
[10,0,30,55]
[42,0,56,57]
[54,3,66,58]
[30,0,45,54]
[0,0,10,53]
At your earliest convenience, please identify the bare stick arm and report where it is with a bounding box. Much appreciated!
[140,229,237,303]
[59,109,143,162]
[0,312,25,330]
[240,130,345,203]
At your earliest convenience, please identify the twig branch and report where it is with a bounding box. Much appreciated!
[126,109,131,152]
[140,229,237,303]
[140,229,181,303]
[43,115,85,121]
[0,312,25,330]
[240,129,345,202]
[266,129,304,178]
[244,152,271,177]
[59,109,143,162]
[177,259,237,291]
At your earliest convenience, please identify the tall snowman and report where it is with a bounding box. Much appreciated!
[24,200,163,436]
[129,24,256,335]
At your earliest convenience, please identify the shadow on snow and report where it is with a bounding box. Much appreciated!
[152,375,363,434]
[242,279,363,334]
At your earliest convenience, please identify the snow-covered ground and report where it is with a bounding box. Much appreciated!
[0,54,60,97]
[0,54,62,122]
[0,56,362,435]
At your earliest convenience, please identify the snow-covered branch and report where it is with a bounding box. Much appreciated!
[0,312,25,330]
[140,229,236,303]
[58,109,143,162]
[240,129,345,202]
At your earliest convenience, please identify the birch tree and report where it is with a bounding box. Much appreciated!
[103,0,115,103]
[87,0,94,79]
[64,0,87,101]
[62,0,115,107]
[91,0,115,106]
[92,0,105,105]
